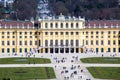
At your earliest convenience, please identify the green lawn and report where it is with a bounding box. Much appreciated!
[0,58,51,64]
[87,67,120,79]
[0,67,56,80]
[81,57,120,64]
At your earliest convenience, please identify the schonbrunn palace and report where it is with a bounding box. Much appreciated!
[0,15,120,54]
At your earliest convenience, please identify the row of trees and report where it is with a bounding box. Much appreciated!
[49,0,120,20]
[12,0,39,20]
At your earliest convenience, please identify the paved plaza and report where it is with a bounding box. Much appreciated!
[0,53,120,80]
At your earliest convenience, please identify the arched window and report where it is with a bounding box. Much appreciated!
[55,40,58,46]
[76,40,79,46]
[61,23,63,28]
[60,40,63,46]
[66,23,68,28]
[71,23,73,28]
[76,23,78,28]
[45,40,48,46]
[50,23,53,28]
[71,40,74,46]
[91,31,93,34]
[50,40,53,46]
[96,31,99,34]
[55,23,58,28]
[45,23,48,28]
[66,40,69,46]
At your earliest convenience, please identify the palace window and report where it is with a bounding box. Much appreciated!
[71,23,73,28]
[55,32,58,35]
[71,32,74,35]
[50,23,53,28]
[76,23,78,28]
[113,31,116,34]
[66,32,68,35]
[108,31,111,34]
[12,41,15,45]
[61,23,63,28]
[12,48,15,53]
[66,40,69,46]
[30,41,32,45]
[45,40,48,46]
[108,48,111,52]
[113,48,116,52]
[61,32,63,35]
[55,40,58,46]
[86,31,88,35]
[50,32,53,35]
[71,40,74,46]
[76,40,79,46]
[76,32,79,35]
[45,32,48,35]
[2,48,4,53]
[60,40,63,46]
[25,32,27,34]
[20,41,22,45]
[20,32,22,35]
[2,41,4,45]
[55,23,58,28]
[20,36,22,38]
[50,40,53,46]
[20,48,22,53]
[13,32,15,34]
[101,40,104,45]
[101,31,104,34]
[113,40,116,45]
[91,31,93,34]
[2,36,4,38]
[108,40,110,45]
[30,32,32,34]
[86,40,88,45]
[96,31,99,34]
[101,48,104,52]
[7,36,10,38]
[7,41,10,45]
[96,40,98,45]
[45,23,48,28]
[66,23,68,28]
[7,32,10,34]
[25,41,27,45]
[35,41,37,45]
[25,48,27,52]
[2,32,4,34]
[7,48,10,53]
[91,40,93,45]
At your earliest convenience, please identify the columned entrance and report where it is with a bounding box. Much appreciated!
[38,46,85,53]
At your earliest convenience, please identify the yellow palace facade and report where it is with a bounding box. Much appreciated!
[0,15,120,54]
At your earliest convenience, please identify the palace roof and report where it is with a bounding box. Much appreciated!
[85,20,120,28]
[0,21,34,28]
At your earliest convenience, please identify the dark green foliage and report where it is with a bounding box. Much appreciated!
[49,0,120,20]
